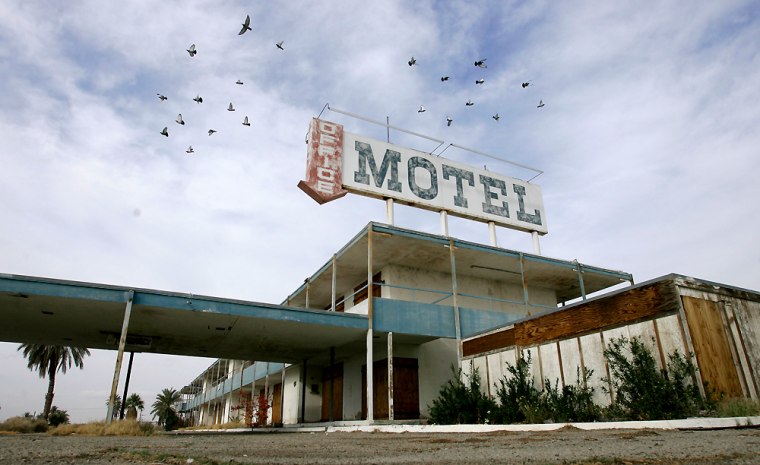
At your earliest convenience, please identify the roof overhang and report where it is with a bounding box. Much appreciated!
[0,274,367,364]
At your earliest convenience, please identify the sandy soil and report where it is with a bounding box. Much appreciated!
[1,427,759,465]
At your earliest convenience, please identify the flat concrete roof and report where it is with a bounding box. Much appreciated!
[0,273,367,363]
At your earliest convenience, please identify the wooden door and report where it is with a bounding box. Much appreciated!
[321,363,343,421]
[682,296,743,397]
[362,358,420,420]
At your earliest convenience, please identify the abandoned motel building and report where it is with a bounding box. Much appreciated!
[1,222,759,426]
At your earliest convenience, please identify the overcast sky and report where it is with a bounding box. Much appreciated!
[1,1,758,423]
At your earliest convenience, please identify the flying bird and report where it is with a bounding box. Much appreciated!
[408,57,416,66]
[236,80,244,85]
[441,76,449,82]
[521,81,531,88]
[537,99,545,108]
[193,95,203,104]
[465,100,474,106]
[175,114,185,125]
[474,59,487,68]
[492,113,500,121]
[187,44,196,57]
[239,15,252,35]
[242,116,250,126]
[227,102,235,111]
[208,129,217,136]
[276,41,284,50]
[418,105,426,113]
[446,116,453,127]
[157,93,167,101]
[186,146,194,154]
[160,127,169,137]
[475,79,485,85]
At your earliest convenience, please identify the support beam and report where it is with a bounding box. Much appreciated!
[279,368,286,426]
[331,254,337,311]
[106,290,134,424]
[440,210,449,236]
[329,347,335,422]
[299,360,307,424]
[449,240,463,366]
[386,198,394,225]
[119,351,135,420]
[575,261,587,301]
[488,221,497,247]
[532,231,541,255]
[366,225,374,423]
[387,332,394,421]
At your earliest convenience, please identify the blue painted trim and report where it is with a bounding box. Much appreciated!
[372,298,456,338]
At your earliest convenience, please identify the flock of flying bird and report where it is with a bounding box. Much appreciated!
[408,56,545,127]
[156,13,545,153]
[155,14,279,154]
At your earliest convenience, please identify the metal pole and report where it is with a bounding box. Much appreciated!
[329,347,335,422]
[106,290,134,424]
[305,279,310,308]
[488,222,497,247]
[331,254,337,312]
[520,254,531,312]
[279,367,285,426]
[449,240,463,366]
[366,225,374,423]
[575,261,587,300]
[119,351,135,420]
[386,198,394,225]
[440,211,449,236]
[531,231,541,255]
[299,360,307,423]
[387,332,394,421]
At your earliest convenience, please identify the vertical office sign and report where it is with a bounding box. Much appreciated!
[298,118,348,204]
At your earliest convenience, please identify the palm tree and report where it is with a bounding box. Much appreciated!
[125,393,145,420]
[151,388,181,428]
[18,344,91,420]
[105,394,122,419]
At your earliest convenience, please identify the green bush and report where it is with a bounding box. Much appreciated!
[428,365,495,424]
[714,397,760,418]
[491,353,600,424]
[491,352,540,424]
[602,336,711,420]
[47,406,70,427]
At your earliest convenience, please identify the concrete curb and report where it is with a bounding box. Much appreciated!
[178,416,760,434]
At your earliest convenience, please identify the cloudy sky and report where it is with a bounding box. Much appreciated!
[1,1,758,423]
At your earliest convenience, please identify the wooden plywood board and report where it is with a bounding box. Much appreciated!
[486,352,503,396]
[472,356,489,395]
[463,327,515,357]
[539,343,562,389]
[655,315,689,360]
[524,346,541,391]
[681,296,743,398]
[627,321,661,368]
[517,280,680,346]
[724,299,759,399]
[559,338,583,386]
[579,332,611,406]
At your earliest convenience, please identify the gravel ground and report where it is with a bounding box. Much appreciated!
[1,427,759,465]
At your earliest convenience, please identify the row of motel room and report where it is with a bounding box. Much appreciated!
[176,223,760,426]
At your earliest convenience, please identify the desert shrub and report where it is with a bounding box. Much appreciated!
[0,416,48,433]
[49,419,155,436]
[541,367,601,423]
[714,397,760,418]
[490,352,541,424]
[47,406,70,426]
[602,336,711,420]
[491,353,600,424]
[428,365,495,424]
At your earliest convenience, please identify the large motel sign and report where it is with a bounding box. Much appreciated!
[298,118,547,235]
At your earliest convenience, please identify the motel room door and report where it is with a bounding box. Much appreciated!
[321,363,344,421]
[362,358,420,420]
[271,383,282,426]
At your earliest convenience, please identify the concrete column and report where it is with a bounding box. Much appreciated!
[488,221,497,247]
[386,198,394,225]
[366,225,374,423]
[440,211,449,236]
[531,231,541,255]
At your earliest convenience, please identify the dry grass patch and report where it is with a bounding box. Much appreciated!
[0,416,48,433]
[49,419,155,436]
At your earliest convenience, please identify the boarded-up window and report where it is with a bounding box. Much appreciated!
[354,272,382,305]
[681,296,743,398]
[323,297,345,313]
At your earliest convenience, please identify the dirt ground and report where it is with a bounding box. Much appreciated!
[1,427,759,465]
